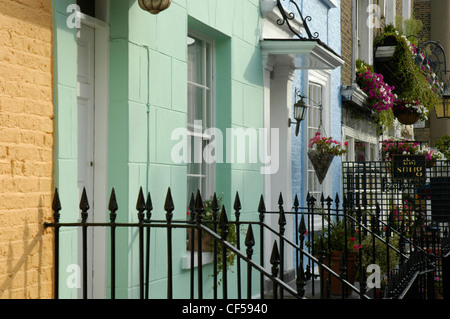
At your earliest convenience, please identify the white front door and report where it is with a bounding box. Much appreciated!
[77,22,107,299]
[78,24,95,202]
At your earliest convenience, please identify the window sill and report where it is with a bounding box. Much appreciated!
[182,251,214,269]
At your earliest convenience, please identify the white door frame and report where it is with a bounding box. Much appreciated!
[77,11,110,299]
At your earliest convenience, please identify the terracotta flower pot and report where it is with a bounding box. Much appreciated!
[321,250,358,296]
[187,229,212,252]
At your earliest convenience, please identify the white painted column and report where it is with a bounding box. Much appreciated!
[268,62,295,274]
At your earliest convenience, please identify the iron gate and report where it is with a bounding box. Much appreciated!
[343,159,450,298]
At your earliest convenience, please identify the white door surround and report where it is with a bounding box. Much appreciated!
[76,12,109,299]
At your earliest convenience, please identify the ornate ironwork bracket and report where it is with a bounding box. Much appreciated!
[417,40,449,94]
[275,0,319,40]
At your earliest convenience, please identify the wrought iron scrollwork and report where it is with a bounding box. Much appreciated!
[418,41,447,79]
[416,40,449,95]
[275,0,319,40]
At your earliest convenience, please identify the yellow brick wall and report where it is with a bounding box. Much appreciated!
[0,0,54,299]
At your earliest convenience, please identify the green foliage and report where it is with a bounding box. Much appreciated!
[201,193,237,280]
[374,25,441,111]
[394,16,423,42]
[435,135,450,160]
[374,109,395,133]
[305,214,362,257]
[361,234,400,276]
[403,18,423,42]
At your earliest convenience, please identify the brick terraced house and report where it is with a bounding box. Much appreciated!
[0,0,54,299]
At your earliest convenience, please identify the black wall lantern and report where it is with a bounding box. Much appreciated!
[437,86,450,118]
[289,89,308,137]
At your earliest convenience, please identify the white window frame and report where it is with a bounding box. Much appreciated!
[187,32,216,201]
[307,70,331,229]
[342,125,380,162]
[354,0,374,66]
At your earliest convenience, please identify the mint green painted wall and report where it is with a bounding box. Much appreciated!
[52,0,81,299]
[108,0,266,299]
[53,0,265,299]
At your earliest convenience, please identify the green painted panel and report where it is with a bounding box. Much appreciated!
[243,84,264,128]
[155,108,187,165]
[243,0,262,46]
[58,229,80,299]
[129,44,149,105]
[109,40,129,103]
[156,2,187,61]
[55,159,78,221]
[54,85,77,160]
[128,102,149,164]
[231,80,244,126]
[108,101,129,164]
[171,59,188,113]
[53,12,77,88]
[170,165,188,220]
[149,50,172,109]
[53,0,76,15]
[148,164,172,213]
[128,1,157,48]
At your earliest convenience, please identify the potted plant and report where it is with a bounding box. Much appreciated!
[308,131,348,184]
[306,217,362,295]
[187,193,237,281]
[392,97,428,125]
[360,232,400,294]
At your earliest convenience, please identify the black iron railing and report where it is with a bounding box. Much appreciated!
[45,180,449,299]
[45,188,371,299]
[343,160,450,299]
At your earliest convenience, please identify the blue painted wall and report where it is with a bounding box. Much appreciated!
[291,0,343,207]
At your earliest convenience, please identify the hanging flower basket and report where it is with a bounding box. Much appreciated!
[308,150,335,185]
[392,98,428,125]
[393,110,420,125]
[308,132,347,185]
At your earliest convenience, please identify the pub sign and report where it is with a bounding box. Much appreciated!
[392,155,426,179]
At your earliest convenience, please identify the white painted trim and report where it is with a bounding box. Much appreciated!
[260,40,344,70]
[320,0,338,9]
[186,31,216,200]
[79,10,110,300]
[342,125,381,162]
[402,0,412,19]
[307,69,332,197]
[261,1,304,40]
[385,0,396,27]
[181,252,214,269]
